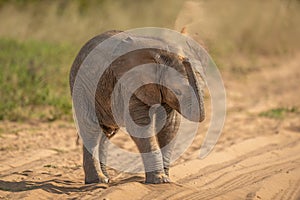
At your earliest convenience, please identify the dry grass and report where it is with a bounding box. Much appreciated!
[0,0,185,44]
[175,0,300,66]
[0,0,299,121]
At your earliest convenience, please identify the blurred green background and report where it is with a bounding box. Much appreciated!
[0,0,299,121]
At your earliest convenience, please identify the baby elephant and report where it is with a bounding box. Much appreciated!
[69,30,205,184]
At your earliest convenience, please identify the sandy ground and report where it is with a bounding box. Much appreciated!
[0,54,300,200]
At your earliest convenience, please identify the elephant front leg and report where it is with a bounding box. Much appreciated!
[128,96,170,183]
[156,108,180,177]
[83,145,109,184]
[130,136,170,184]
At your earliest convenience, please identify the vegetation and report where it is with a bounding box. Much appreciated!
[259,107,299,119]
[0,38,76,121]
[0,0,186,121]
[0,0,299,121]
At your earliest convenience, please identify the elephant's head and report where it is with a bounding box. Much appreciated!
[160,53,205,123]
[133,49,205,123]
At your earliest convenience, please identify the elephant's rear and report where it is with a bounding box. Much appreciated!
[69,30,122,96]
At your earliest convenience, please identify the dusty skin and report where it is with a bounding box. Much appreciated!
[0,53,299,199]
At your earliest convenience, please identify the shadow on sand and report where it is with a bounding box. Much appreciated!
[0,175,146,194]
[0,179,107,194]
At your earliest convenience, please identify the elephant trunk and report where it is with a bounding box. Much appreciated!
[182,60,205,122]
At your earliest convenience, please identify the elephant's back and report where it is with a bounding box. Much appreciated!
[69,30,122,95]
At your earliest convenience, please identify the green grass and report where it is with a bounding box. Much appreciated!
[0,38,77,121]
[259,107,298,119]
[0,1,299,122]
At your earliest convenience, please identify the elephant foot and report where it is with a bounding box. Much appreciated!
[164,167,169,176]
[85,174,109,184]
[145,171,171,184]
[100,162,109,178]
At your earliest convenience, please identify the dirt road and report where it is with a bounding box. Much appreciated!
[0,55,299,199]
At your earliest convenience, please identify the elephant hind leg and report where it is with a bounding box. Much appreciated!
[83,145,109,184]
[83,130,113,184]
[99,127,118,179]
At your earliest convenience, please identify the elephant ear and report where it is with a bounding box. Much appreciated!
[127,49,162,106]
[133,83,162,106]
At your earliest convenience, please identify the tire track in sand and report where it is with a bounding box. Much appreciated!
[99,132,300,200]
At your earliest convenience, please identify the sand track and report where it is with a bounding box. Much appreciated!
[98,133,300,200]
[0,55,299,199]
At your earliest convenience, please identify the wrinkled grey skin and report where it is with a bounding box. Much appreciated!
[69,30,205,184]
